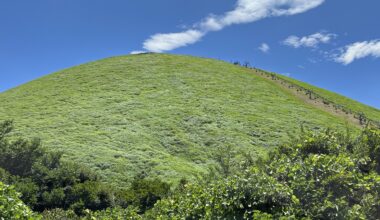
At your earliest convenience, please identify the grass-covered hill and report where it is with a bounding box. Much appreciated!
[0,53,377,185]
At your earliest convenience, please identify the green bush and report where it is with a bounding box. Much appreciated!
[147,169,296,219]
[41,208,79,220]
[0,181,40,219]
[118,176,170,213]
[0,121,44,177]
[263,128,380,219]
[84,206,142,220]
[145,128,380,219]
[0,120,172,216]
[0,121,113,214]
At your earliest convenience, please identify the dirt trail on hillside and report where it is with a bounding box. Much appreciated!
[250,70,363,128]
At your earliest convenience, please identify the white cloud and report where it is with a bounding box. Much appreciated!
[130,50,146,55]
[143,30,204,53]
[200,0,324,31]
[335,40,380,65]
[259,43,270,53]
[140,0,325,52]
[283,32,336,48]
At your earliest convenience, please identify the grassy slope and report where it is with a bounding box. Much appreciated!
[0,54,358,185]
[274,73,380,122]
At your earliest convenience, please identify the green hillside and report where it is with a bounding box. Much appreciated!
[0,53,372,185]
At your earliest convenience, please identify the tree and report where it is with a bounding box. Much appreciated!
[0,121,44,177]
[0,120,113,214]
[214,144,237,177]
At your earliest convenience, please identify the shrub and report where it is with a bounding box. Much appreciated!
[265,129,380,219]
[148,169,295,219]
[146,128,380,219]
[41,208,79,220]
[0,181,40,219]
[84,206,142,220]
[117,176,171,213]
[0,120,113,214]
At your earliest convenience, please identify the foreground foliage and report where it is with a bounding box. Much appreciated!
[0,121,170,218]
[146,127,380,219]
[0,120,114,214]
[0,181,40,219]
[1,119,380,219]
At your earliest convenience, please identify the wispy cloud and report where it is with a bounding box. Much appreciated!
[334,40,380,65]
[140,0,325,53]
[283,32,336,48]
[259,43,270,53]
[143,30,204,53]
[197,0,325,31]
[130,50,146,55]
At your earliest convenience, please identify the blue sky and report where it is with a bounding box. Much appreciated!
[1,0,379,109]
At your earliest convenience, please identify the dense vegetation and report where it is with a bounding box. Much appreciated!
[1,120,380,219]
[145,127,380,219]
[0,54,363,185]
[0,120,170,219]
[0,181,38,219]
